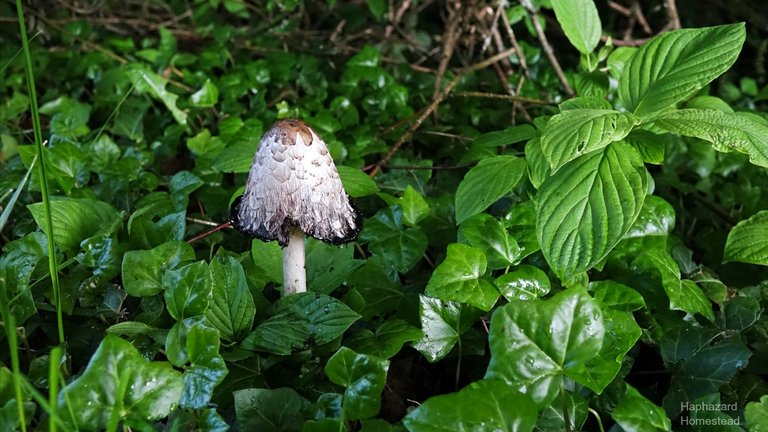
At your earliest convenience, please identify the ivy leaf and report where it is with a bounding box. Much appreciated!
[306,239,364,295]
[612,384,672,432]
[234,387,312,431]
[618,24,745,117]
[240,293,360,355]
[28,197,122,253]
[494,264,551,302]
[129,67,188,125]
[359,206,427,273]
[540,109,640,171]
[163,261,212,320]
[338,165,379,197]
[654,109,768,168]
[190,79,219,107]
[57,335,182,430]
[724,210,768,265]
[536,142,647,280]
[485,288,604,406]
[455,156,527,224]
[398,185,430,226]
[403,379,537,432]
[459,214,523,270]
[551,0,602,54]
[324,347,389,420]
[122,241,195,297]
[205,254,255,342]
[345,319,422,358]
[180,322,228,409]
[412,295,481,362]
[425,243,499,311]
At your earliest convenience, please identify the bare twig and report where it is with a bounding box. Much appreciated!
[519,0,574,97]
[186,222,232,243]
[452,91,551,105]
[500,11,528,76]
[665,0,681,30]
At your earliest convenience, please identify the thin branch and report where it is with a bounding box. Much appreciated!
[665,0,681,30]
[500,8,528,76]
[519,0,574,97]
[452,91,551,105]
[186,222,232,243]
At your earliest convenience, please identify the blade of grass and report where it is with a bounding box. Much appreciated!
[15,0,64,344]
[0,298,27,431]
[48,346,63,432]
[0,154,37,233]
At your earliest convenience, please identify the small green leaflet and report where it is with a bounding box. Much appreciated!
[425,243,498,311]
[455,155,527,224]
[551,0,602,54]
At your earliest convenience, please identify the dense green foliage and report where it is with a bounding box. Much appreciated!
[2,1,768,431]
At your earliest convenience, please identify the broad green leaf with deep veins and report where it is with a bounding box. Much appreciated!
[618,24,745,117]
[403,379,537,432]
[122,240,195,297]
[205,254,255,342]
[654,109,768,168]
[163,261,212,320]
[412,295,481,362]
[551,0,602,54]
[455,156,527,224]
[536,142,647,279]
[724,210,768,265]
[57,335,182,430]
[28,197,122,252]
[240,293,360,355]
[234,387,312,431]
[540,108,640,171]
[612,384,671,432]
[325,347,389,420]
[485,288,604,406]
[425,243,498,311]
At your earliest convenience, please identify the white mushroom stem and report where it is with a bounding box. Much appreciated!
[283,226,306,295]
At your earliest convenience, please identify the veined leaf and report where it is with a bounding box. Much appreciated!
[28,197,122,253]
[455,156,527,224]
[412,295,481,363]
[618,24,745,117]
[129,67,188,125]
[551,0,602,54]
[724,210,768,265]
[338,165,379,197]
[536,142,647,279]
[653,109,768,169]
[324,347,389,420]
[425,243,498,311]
[540,108,640,171]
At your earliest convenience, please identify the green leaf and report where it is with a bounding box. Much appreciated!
[551,0,602,54]
[746,395,768,432]
[525,138,550,189]
[129,67,188,125]
[190,79,219,107]
[624,129,666,164]
[612,384,671,432]
[28,197,122,253]
[206,254,255,342]
[338,165,379,197]
[590,280,645,312]
[398,185,430,226]
[325,347,389,420]
[403,379,537,432]
[618,24,746,117]
[345,319,422,358]
[724,210,768,265]
[624,195,676,239]
[485,288,604,406]
[234,387,311,432]
[122,241,195,297]
[536,142,647,279]
[459,214,523,270]
[366,0,387,19]
[412,295,481,362]
[306,239,364,295]
[540,108,640,171]
[240,293,360,355]
[654,109,768,168]
[494,264,551,302]
[474,125,537,147]
[251,240,283,284]
[455,156,527,224]
[57,335,182,429]
[425,243,498,311]
[163,261,212,320]
[169,170,203,211]
[181,322,228,409]
[359,207,427,273]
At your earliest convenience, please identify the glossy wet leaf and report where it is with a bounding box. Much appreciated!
[57,335,182,430]
[234,387,311,431]
[618,24,745,117]
[536,142,647,279]
[122,240,195,297]
[551,0,601,54]
[540,108,640,171]
[724,210,768,265]
[250,239,283,284]
[536,391,588,431]
[403,379,537,432]
[412,295,481,362]
[345,319,422,358]
[455,156,527,224]
[485,288,604,406]
[611,384,671,432]
[494,265,550,302]
[206,254,255,342]
[180,322,228,409]
[359,206,428,273]
[425,243,498,311]
[459,214,523,270]
[398,185,430,226]
[28,197,122,252]
[163,261,212,320]
[325,347,389,420]
[624,195,676,239]
[240,293,360,355]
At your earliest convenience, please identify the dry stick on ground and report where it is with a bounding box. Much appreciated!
[519,0,574,97]
[368,46,521,177]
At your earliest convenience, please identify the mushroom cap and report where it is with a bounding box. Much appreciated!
[230,119,362,246]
